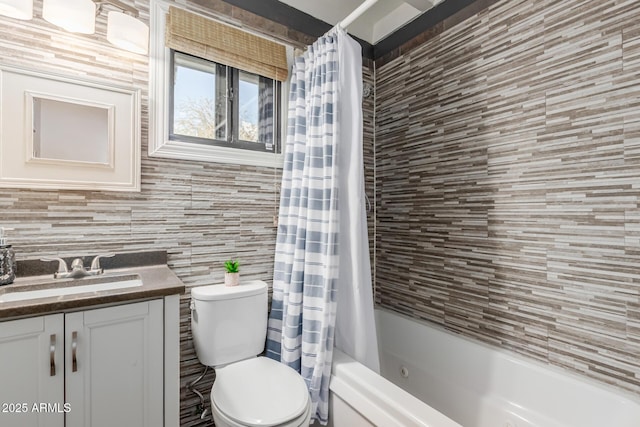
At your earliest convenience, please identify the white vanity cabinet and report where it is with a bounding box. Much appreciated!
[0,313,65,427]
[0,298,177,427]
[65,300,164,427]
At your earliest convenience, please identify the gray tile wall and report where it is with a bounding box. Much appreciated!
[0,2,284,426]
[375,0,640,396]
[0,2,375,425]
[7,0,635,419]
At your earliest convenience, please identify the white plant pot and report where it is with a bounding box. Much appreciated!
[225,272,240,287]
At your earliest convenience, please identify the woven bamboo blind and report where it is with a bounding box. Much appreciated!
[165,6,288,81]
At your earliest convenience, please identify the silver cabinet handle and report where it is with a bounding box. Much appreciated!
[71,331,78,372]
[49,334,56,377]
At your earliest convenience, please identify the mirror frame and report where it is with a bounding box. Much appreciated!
[0,65,141,192]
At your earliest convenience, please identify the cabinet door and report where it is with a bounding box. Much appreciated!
[0,314,64,427]
[65,300,164,427]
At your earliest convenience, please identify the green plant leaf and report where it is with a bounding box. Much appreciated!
[224,259,239,273]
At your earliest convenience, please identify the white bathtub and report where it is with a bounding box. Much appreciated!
[326,348,461,427]
[325,308,640,426]
[371,308,640,427]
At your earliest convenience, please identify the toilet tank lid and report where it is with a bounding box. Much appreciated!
[191,280,267,301]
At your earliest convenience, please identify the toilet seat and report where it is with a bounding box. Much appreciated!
[212,357,311,426]
[211,399,311,427]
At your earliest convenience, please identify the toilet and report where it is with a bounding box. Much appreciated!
[191,280,312,427]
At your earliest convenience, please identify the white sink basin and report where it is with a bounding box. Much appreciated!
[0,276,143,303]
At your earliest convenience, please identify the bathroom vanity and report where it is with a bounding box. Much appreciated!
[0,251,184,427]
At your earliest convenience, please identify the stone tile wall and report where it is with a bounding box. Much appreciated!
[0,1,312,426]
[375,0,640,396]
[0,2,375,425]
[5,0,637,421]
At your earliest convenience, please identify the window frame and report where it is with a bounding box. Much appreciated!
[148,0,287,168]
[168,50,282,154]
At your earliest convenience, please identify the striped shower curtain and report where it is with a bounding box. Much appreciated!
[265,29,342,424]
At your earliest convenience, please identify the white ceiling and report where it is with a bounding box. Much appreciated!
[278,0,444,44]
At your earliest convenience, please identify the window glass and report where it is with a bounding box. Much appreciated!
[238,71,277,151]
[172,52,227,140]
[238,71,259,142]
[169,50,280,153]
[257,76,276,151]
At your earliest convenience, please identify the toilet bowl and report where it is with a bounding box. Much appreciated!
[190,281,312,427]
[210,357,311,427]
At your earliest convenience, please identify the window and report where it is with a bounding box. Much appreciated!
[169,51,281,153]
[148,0,289,167]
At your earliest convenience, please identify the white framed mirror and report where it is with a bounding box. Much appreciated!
[0,65,141,191]
[31,95,113,165]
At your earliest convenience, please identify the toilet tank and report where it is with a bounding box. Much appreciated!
[191,280,268,367]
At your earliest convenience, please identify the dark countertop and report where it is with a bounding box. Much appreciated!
[0,264,185,320]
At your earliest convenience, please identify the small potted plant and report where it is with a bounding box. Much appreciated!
[224,259,240,286]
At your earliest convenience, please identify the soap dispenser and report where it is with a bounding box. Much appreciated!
[0,228,16,285]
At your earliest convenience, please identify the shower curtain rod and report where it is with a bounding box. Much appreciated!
[338,0,380,29]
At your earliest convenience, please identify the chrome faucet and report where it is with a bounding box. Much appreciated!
[41,253,115,279]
